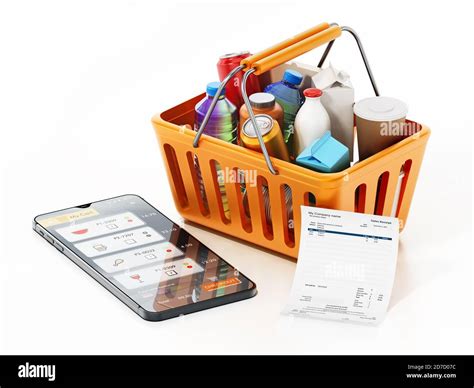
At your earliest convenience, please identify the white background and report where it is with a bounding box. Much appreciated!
[0,0,472,355]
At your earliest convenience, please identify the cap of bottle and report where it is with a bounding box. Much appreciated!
[303,88,323,98]
[283,69,303,86]
[206,82,225,97]
[249,93,276,109]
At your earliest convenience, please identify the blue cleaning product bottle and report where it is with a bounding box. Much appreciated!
[194,82,238,144]
[264,69,304,158]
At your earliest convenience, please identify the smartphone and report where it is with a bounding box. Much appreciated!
[33,194,257,321]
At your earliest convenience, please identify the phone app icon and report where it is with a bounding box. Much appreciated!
[130,274,144,283]
[72,228,89,235]
[93,244,107,252]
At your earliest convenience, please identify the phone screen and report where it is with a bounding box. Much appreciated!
[35,195,255,315]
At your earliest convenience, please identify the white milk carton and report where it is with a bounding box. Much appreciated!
[312,63,355,160]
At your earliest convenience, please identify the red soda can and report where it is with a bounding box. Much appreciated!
[217,51,261,108]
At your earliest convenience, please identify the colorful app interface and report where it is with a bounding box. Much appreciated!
[38,196,253,313]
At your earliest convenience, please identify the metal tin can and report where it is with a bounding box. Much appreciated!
[240,114,290,162]
[217,52,261,108]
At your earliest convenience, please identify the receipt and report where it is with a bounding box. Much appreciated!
[283,206,399,325]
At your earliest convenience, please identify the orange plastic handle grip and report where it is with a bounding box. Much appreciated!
[247,25,342,75]
[241,22,331,69]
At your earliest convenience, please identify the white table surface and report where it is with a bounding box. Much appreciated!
[1,0,472,355]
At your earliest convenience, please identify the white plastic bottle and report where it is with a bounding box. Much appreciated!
[294,88,331,156]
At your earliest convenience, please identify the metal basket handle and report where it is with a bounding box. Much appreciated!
[193,23,379,175]
[318,26,379,96]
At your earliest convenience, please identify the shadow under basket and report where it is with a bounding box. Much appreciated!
[152,93,430,258]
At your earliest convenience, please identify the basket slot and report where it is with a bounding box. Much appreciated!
[291,189,306,250]
[162,144,189,209]
[220,166,244,228]
[197,156,228,224]
[280,184,295,248]
[267,179,290,243]
[243,179,265,240]
[259,177,274,240]
[252,176,273,240]
[374,171,390,215]
[381,166,403,217]
[228,168,252,233]
[354,184,366,213]
[395,159,413,219]
[363,178,378,215]
[185,152,210,217]
[304,192,317,207]
[209,160,231,224]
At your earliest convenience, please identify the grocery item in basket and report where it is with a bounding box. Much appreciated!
[354,96,408,161]
[217,51,261,108]
[266,61,319,90]
[264,69,304,158]
[240,114,290,162]
[239,92,283,136]
[294,88,331,156]
[194,82,238,144]
[194,82,237,219]
[312,63,355,160]
[296,132,349,173]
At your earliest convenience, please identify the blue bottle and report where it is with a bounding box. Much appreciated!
[194,82,238,144]
[264,69,304,158]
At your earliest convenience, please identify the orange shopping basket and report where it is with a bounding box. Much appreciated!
[152,22,430,258]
